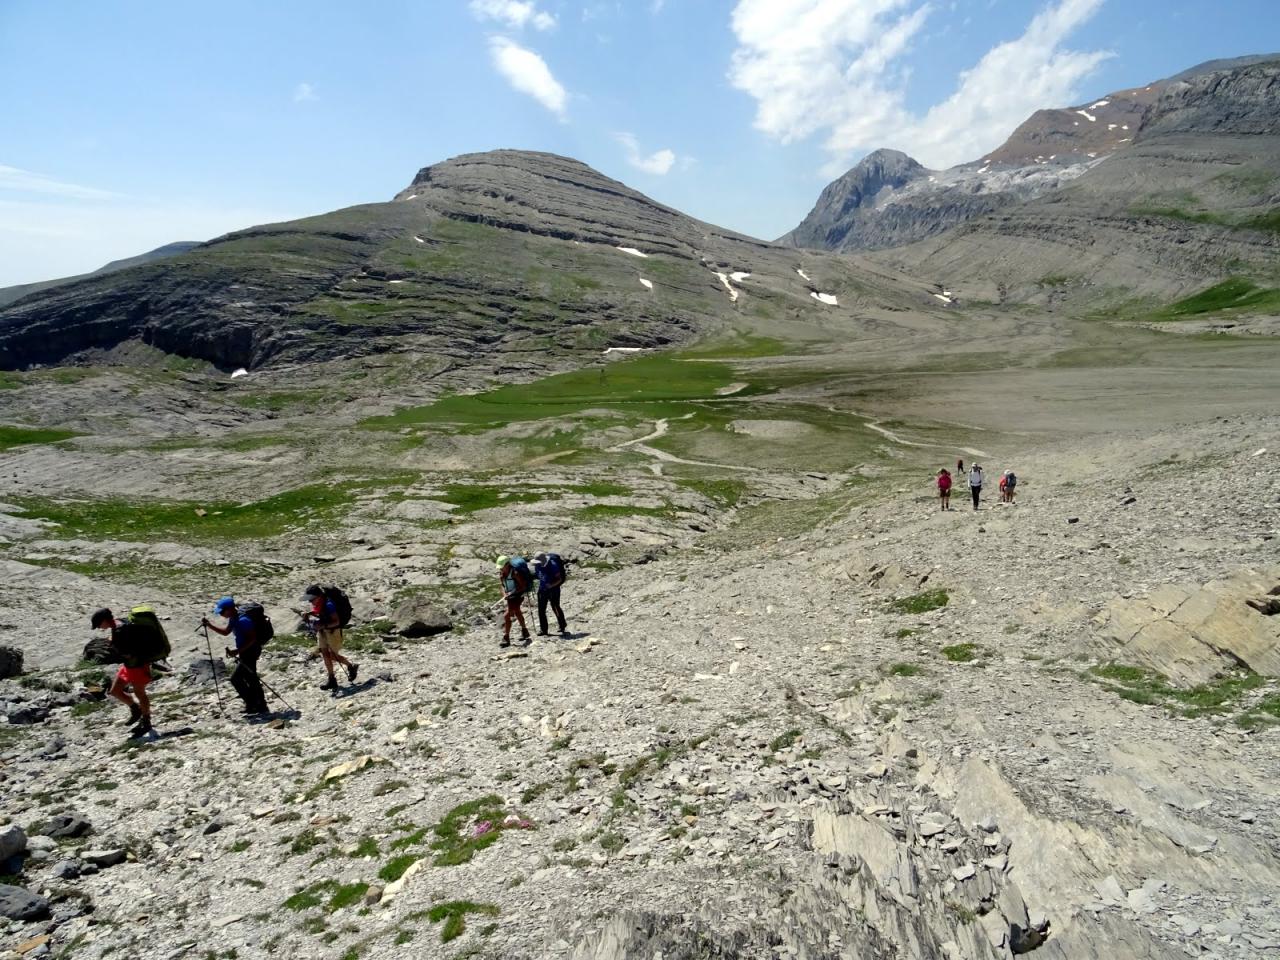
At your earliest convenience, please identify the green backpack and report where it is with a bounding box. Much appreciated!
[114,605,171,668]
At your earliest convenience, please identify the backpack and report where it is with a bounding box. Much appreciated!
[112,605,171,668]
[321,586,353,627]
[938,473,952,492]
[507,557,533,594]
[545,553,567,583]
[1005,472,1017,489]
[241,603,275,645]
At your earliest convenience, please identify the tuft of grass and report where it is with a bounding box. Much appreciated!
[349,836,378,858]
[429,795,528,867]
[886,662,923,677]
[768,729,802,753]
[1088,662,1266,717]
[889,590,949,615]
[941,643,979,663]
[377,854,419,882]
[426,901,499,943]
[0,425,79,450]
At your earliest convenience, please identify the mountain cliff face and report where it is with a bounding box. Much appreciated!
[0,151,921,372]
[870,60,1280,305]
[785,54,1280,256]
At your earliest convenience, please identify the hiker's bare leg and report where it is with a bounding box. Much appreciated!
[321,648,335,677]
[108,676,136,709]
[135,684,151,718]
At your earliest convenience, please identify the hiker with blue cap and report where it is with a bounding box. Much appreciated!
[202,597,268,715]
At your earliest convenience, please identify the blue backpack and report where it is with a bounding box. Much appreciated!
[506,557,534,594]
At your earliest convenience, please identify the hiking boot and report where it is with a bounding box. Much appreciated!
[499,637,511,648]
[131,716,153,737]
[520,633,532,647]
[320,676,338,691]
[536,630,549,637]
[346,662,359,683]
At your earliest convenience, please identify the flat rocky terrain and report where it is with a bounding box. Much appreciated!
[2,406,1277,959]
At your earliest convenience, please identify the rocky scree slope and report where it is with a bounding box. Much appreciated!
[0,151,917,374]
[1,414,1279,959]
[782,54,1278,257]
[869,59,1280,307]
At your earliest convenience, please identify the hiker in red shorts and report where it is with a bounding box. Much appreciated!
[92,608,153,736]
[937,468,953,511]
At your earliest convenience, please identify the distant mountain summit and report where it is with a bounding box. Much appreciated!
[784,53,1280,255]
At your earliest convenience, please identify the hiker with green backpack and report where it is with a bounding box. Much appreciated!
[91,605,170,737]
[202,597,270,715]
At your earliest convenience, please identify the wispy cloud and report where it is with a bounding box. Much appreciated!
[0,164,119,201]
[470,0,556,31]
[293,82,318,103]
[614,133,678,175]
[488,37,568,118]
[728,0,1110,172]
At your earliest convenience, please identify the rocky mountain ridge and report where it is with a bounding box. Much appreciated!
[0,242,201,310]
[782,54,1279,255]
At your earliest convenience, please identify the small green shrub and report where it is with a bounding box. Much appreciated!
[889,590,949,615]
[941,644,979,663]
[426,901,499,943]
[887,662,922,677]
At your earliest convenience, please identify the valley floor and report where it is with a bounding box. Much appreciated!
[2,410,1278,959]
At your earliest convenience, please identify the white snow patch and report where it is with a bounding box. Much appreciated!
[810,292,838,306]
[404,194,418,200]
[1087,152,1097,158]
[1049,155,1057,160]
[1108,123,1118,130]
[1122,125,1129,130]
[942,289,953,297]
[617,246,648,258]
[1073,121,1079,126]
[389,279,406,284]
[1076,110,1096,122]
[715,272,740,302]
[412,235,425,244]
[933,293,953,304]
[796,268,811,282]
[639,278,653,290]
[603,347,645,355]
[729,271,751,283]
[928,176,936,183]
[1117,138,1131,143]
[231,368,249,379]
[1090,99,1110,108]
[978,166,990,174]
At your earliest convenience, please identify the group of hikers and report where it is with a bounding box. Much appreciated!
[87,551,570,736]
[935,459,1018,511]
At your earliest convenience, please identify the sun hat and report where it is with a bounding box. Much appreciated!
[495,555,510,569]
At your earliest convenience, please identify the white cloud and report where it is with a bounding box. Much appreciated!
[470,0,556,30]
[728,0,1110,172]
[488,37,568,117]
[614,133,678,175]
[293,82,318,103]
[0,164,118,201]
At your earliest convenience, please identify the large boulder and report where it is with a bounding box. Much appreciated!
[0,645,22,678]
[40,812,92,840]
[0,825,27,862]
[391,601,453,639]
[0,884,50,921]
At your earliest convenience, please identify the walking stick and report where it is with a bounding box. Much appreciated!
[201,623,228,718]
[238,654,296,713]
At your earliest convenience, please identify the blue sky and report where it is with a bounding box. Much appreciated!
[1,0,1277,286]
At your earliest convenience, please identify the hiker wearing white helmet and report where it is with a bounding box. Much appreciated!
[531,551,569,637]
[496,555,533,648]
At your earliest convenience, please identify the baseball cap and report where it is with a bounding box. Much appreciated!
[214,596,236,615]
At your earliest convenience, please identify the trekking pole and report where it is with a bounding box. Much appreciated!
[199,623,228,718]
[240,657,296,713]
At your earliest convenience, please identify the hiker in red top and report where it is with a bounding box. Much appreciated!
[937,469,953,511]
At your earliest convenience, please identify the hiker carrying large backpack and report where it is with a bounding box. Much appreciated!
[91,605,170,737]
[1003,470,1018,503]
[303,584,358,692]
[496,555,533,648]
[202,597,269,716]
[969,465,984,511]
[532,551,569,637]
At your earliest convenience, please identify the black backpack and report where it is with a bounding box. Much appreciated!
[545,553,567,583]
[240,603,275,644]
[322,586,353,627]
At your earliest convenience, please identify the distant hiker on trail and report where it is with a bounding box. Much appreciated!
[496,555,533,648]
[92,606,169,737]
[1003,469,1017,503]
[202,597,269,715]
[531,551,569,637]
[969,464,984,511]
[956,458,965,477]
[303,585,357,691]
[936,469,952,511]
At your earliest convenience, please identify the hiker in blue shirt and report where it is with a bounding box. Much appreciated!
[202,597,268,715]
[531,551,569,637]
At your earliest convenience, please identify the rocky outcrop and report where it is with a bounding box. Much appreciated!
[0,643,22,678]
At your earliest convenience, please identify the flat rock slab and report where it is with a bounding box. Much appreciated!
[0,884,51,921]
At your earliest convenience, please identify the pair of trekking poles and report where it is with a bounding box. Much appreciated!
[199,623,295,717]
